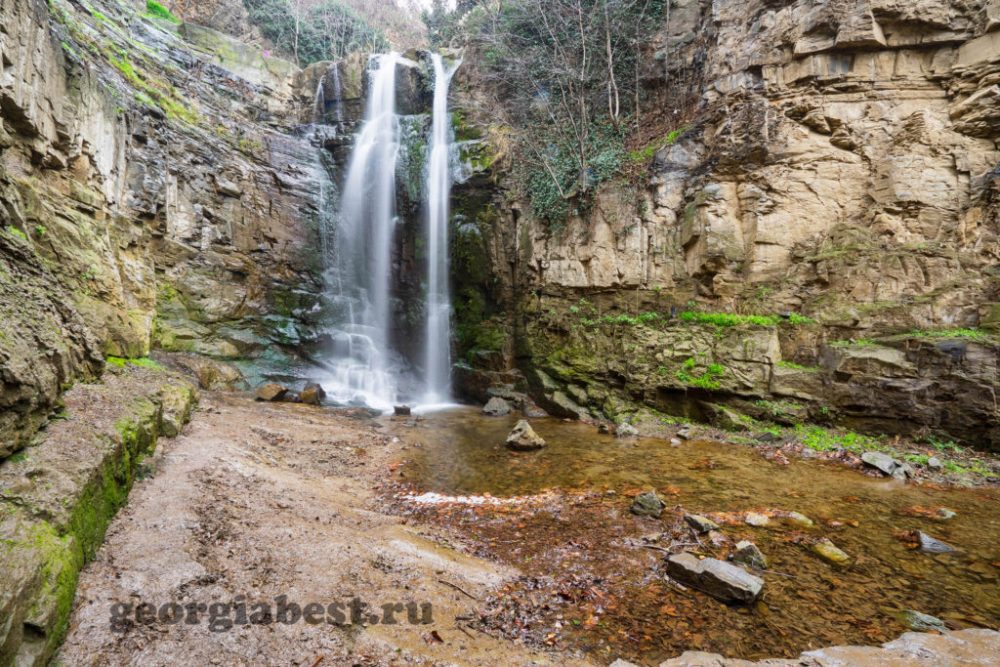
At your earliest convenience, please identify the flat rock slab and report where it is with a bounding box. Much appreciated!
[656,629,1000,666]
[0,367,196,666]
[666,552,763,604]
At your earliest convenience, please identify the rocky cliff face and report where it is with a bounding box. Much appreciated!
[452,0,1000,448]
[0,0,329,456]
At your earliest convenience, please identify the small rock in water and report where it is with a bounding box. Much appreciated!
[670,438,682,446]
[482,396,512,416]
[666,552,763,604]
[918,531,957,554]
[897,609,948,633]
[608,660,640,667]
[784,511,815,528]
[255,383,288,402]
[684,514,720,534]
[811,537,851,566]
[630,491,665,518]
[505,419,546,451]
[861,451,909,479]
[936,508,957,521]
[744,511,771,527]
[616,422,639,438]
[394,405,412,416]
[299,382,326,406]
[733,540,768,569]
[676,426,692,440]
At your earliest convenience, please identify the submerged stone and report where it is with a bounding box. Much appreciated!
[733,540,768,569]
[630,491,666,518]
[666,552,763,604]
[684,514,720,534]
[918,532,957,554]
[506,419,546,451]
[811,537,851,566]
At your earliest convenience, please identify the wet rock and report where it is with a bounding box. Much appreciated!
[394,405,412,416]
[811,538,851,566]
[666,552,763,604]
[482,397,512,416]
[862,451,909,479]
[255,383,289,402]
[898,609,948,633]
[784,511,815,528]
[616,422,639,438]
[733,540,768,569]
[670,438,682,446]
[744,512,771,527]
[936,508,957,521]
[299,382,326,406]
[927,457,943,470]
[684,514,720,534]
[505,420,546,451]
[676,426,692,440]
[918,532,957,554]
[608,661,639,667]
[630,491,666,518]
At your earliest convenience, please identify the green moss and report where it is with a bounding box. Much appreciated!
[777,360,819,371]
[144,0,181,23]
[105,356,165,371]
[793,424,883,453]
[24,522,84,656]
[4,225,28,242]
[674,358,726,390]
[906,328,992,343]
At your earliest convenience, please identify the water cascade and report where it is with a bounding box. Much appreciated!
[320,53,401,410]
[422,54,460,403]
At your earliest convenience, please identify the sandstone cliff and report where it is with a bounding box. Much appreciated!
[452,0,1000,448]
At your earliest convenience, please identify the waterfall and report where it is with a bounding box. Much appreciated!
[314,63,345,124]
[422,54,459,403]
[330,62,345,124]
[319,53,401,411]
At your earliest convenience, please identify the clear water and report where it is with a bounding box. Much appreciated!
[394,407,1000,660]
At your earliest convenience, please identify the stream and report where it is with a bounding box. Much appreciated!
[386,407,1000,662]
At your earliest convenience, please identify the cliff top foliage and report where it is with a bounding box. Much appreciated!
[427,0,670,228]
[241,0,391,66]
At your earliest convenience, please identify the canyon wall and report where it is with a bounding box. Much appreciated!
[0,0,330,456]
[452,0,1000,448]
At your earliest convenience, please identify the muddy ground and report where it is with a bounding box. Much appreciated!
[57,394,581,666]
[57,393,999,666]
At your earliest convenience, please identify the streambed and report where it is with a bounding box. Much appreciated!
[386,407,1000,662]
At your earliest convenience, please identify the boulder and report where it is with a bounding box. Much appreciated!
[482,396,512,416]
[811,538,851,566]
[255,383,288,402]
[394,405,412,416]
[616,422,639,438]
[918,532,957,554]
[299,382,326,406]
[733,540,768,569]
[630,491,666,518]
[898,609,949,633]
[506,420,546,451]
[684,514,720,534]
[861,451,909,480]
[666,553,763,604]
